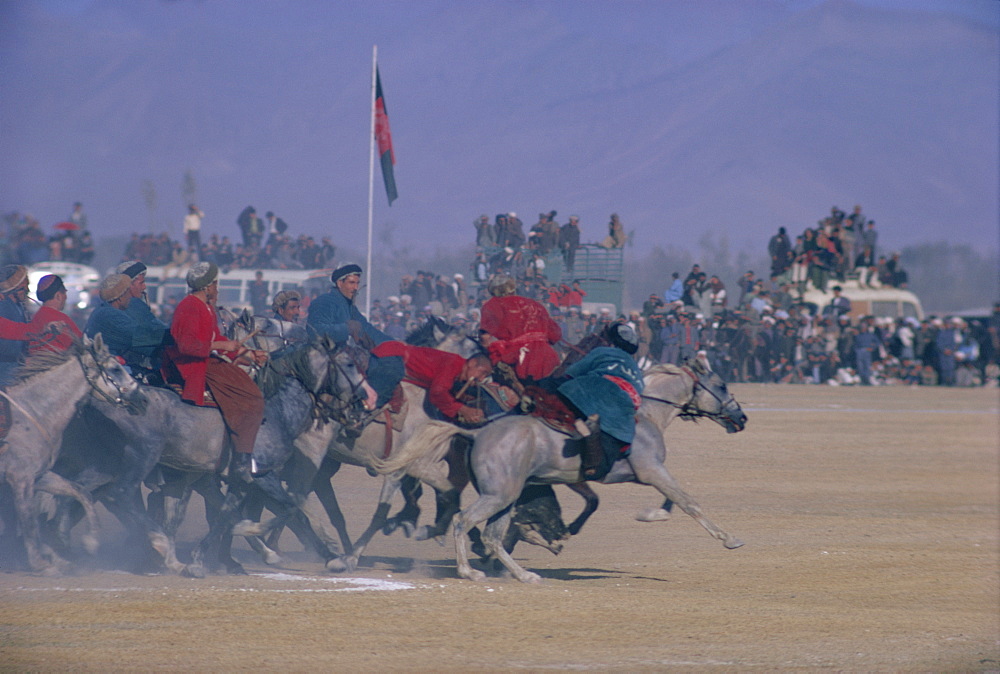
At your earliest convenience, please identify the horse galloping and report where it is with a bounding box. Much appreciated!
[451,358,747,583]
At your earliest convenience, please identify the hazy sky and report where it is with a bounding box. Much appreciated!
[2,0,997,257]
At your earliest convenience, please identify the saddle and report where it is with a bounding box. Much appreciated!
[523,384,582,437]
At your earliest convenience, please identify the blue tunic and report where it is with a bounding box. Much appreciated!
[558,347,645,444]
[124,297,169,367]
[307,289,391,347]
[0,297,27,387]
[85,303,137,362]
[307,288,400,405]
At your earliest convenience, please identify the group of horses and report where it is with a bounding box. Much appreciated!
[0,311,748,583]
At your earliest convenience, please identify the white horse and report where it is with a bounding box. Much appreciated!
[0,335,144,575]
[450,360,747,583]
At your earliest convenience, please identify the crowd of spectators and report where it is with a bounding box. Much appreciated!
[121,205,336,272]
[1,205,95,267]
[765,204,909,297]
[4,201,996,388]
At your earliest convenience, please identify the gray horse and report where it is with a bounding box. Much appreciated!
[53,335,369,576]
[451,360,747,583]
[0,335,144,575]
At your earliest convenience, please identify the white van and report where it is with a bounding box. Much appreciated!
[801,279,924,321]
[27,261,100,313]
[140,265,333,314]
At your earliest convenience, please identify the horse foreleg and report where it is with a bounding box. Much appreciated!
[8,477,64,575]
[384,475,421,537]
[35,472,100,557]
[332,474,402,573]
[310,461,353,557]
[564,482,599,536]
[627,453,743,550]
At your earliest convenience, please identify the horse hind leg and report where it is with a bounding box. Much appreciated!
[564,482,599,536]
[453,492,536,582]
[480,507,542,584]
[635,497,675,523]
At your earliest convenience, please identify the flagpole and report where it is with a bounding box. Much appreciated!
[365,45,377,317]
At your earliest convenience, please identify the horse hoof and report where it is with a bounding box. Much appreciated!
[413,525,434,541]
[183,563,206,579]
[724,537,745,550]
[381,520,398,536]
[516,571,543,584]
[225,559,250,576]
[460,567,486,582]
[231,519,265,537]
[82,534,100,555]
[326,556,357,573]
[399,521,416,538]
[262,550,284,566]
[635,507,671,522]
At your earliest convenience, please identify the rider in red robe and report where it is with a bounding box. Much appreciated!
[372,340,492,424]
[479,275,562,382]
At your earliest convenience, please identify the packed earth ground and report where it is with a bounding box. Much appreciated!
[1,384,997,671]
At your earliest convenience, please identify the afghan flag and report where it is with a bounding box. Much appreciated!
[374,66,398,205]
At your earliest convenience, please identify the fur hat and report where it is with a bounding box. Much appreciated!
[488,274,517,297]
[99,273,132,303]
[186,261,218,291]
[272,289,301,314]
[0,264,27,293]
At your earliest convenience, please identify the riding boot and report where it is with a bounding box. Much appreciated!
[579,414,603,481]
[229,451,254,485]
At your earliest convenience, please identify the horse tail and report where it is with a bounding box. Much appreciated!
[371,421,464,475]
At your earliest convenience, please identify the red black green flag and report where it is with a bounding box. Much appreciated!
[374,67,397,205]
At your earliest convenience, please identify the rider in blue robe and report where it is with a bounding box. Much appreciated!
[307,264,404,406]
[556,323,644,479]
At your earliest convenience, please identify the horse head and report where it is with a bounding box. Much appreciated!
[314,337,377,422]
[687,357,746,433]
[84,334,147,414]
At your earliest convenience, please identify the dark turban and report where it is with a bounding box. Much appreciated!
[331,264,363,283]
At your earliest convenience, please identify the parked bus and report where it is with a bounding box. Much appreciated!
[27,261,100,314]
[801,279,924,321]
[140,265,333,314]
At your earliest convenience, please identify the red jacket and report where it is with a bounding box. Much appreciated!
[28,306,83,354]
[372,341,466,419]
[165,295,236,405]
[480,295,561,380]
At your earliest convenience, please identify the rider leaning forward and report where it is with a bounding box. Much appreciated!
[162,262,268,483]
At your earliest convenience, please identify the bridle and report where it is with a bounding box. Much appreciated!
[640,366,740,424]
[78,350,142,414]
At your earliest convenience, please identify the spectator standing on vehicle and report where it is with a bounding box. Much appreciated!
[183,204,204,254]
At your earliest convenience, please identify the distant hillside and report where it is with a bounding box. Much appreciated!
[2,0,996,257]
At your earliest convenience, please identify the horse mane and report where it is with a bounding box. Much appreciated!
[645,363,686,377]
[12,336,87,383]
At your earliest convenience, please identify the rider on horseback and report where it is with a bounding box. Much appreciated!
[479,274,562,385]
[162,262,268,483]
[115,260,173,385]
[371,340,492,425]
[0,265,30,387]
[555,323,644,480]
[307,264,403,410]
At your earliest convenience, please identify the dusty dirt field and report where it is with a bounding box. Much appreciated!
[1,384,998,671]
